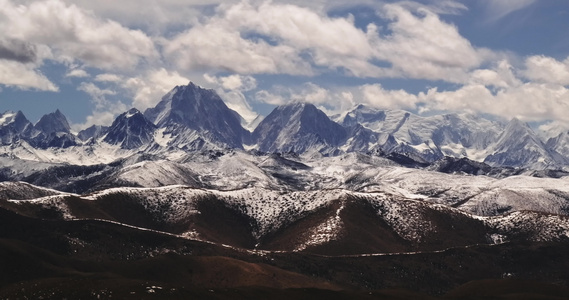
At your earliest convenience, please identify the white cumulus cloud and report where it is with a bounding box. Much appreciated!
[0,0,158,70]
[523,55,569,86]
[0,60,58,91]
[423,82,569,122]
[122,68,190,111]
[255,83,356,115]
[203,74,259,128]
[95,73,123,83]
[204,74,258,91]
[65,69,89,78]
[164,1,494,82]
[469,60,522,89]
[373,3,493,83]
[360,83,421,110]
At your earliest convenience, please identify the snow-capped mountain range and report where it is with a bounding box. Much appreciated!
[1,81,567,171]
[3,80,569,282]
[3,81,569,298]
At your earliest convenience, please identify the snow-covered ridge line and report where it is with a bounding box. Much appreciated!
[63,217,518,258]
[4,181,569,252]
[9,174,569,220]
[82,184,193,199]
[60,217,260,254]
[81,185,371,239]
[61,217,515,259]
[1,181,74,195]
[303,242,510,259]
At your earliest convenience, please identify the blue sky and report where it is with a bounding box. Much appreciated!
[0,0,568,135]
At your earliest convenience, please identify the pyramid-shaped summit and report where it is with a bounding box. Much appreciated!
[144,82,249,148]
[34,109,71,135]
[484,118,567,169]
[104,108,157,149]
[252,101,347,154]
[31,109,78,149]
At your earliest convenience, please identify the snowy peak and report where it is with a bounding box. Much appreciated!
[338,104,387,128]
[104,108,156,149]
[485,118,564,169]
[0,110,32,132]
[338,104,408,134]
[502,118,529,136]
[34,109,71,135]
[0,110,33,145]
[546,130,569,157]
[124,107,140,118]
[426,113,503,161]
[252,101,347,154]
[494,118,542,151]
[338,105,504,162]
[144,82,248,148]
[1,109,78,149]
[0,111,17,126]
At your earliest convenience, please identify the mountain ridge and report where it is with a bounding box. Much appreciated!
[0,81,567,170]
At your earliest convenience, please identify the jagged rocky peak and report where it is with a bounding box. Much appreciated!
[0,110,32,132]
[28,109,79,149]
[546,129,569,158]
[145,82,229,126]
[104,108,156,149]
[144,81,249,148]
[34,109,71,134]
[0,110,17,125]
[0,110,33,145]
[252,101,348,154]
[124,107,142,118]
[78,124,108,142]
[337,105,507,162]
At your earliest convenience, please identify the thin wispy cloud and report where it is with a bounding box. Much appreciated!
[482,0,536,22]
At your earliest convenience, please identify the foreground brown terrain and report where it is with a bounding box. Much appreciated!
[2,206,569,299]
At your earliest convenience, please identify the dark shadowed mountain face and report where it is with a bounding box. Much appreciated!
[77,125,108,142]
[144,82,249,148]
[252,102,347,154]
[34,109,71,135]
[30,110,79,149]
[35,132,79,149]
[103,108,156,149]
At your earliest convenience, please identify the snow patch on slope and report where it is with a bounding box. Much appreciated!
[294,201,345,252]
